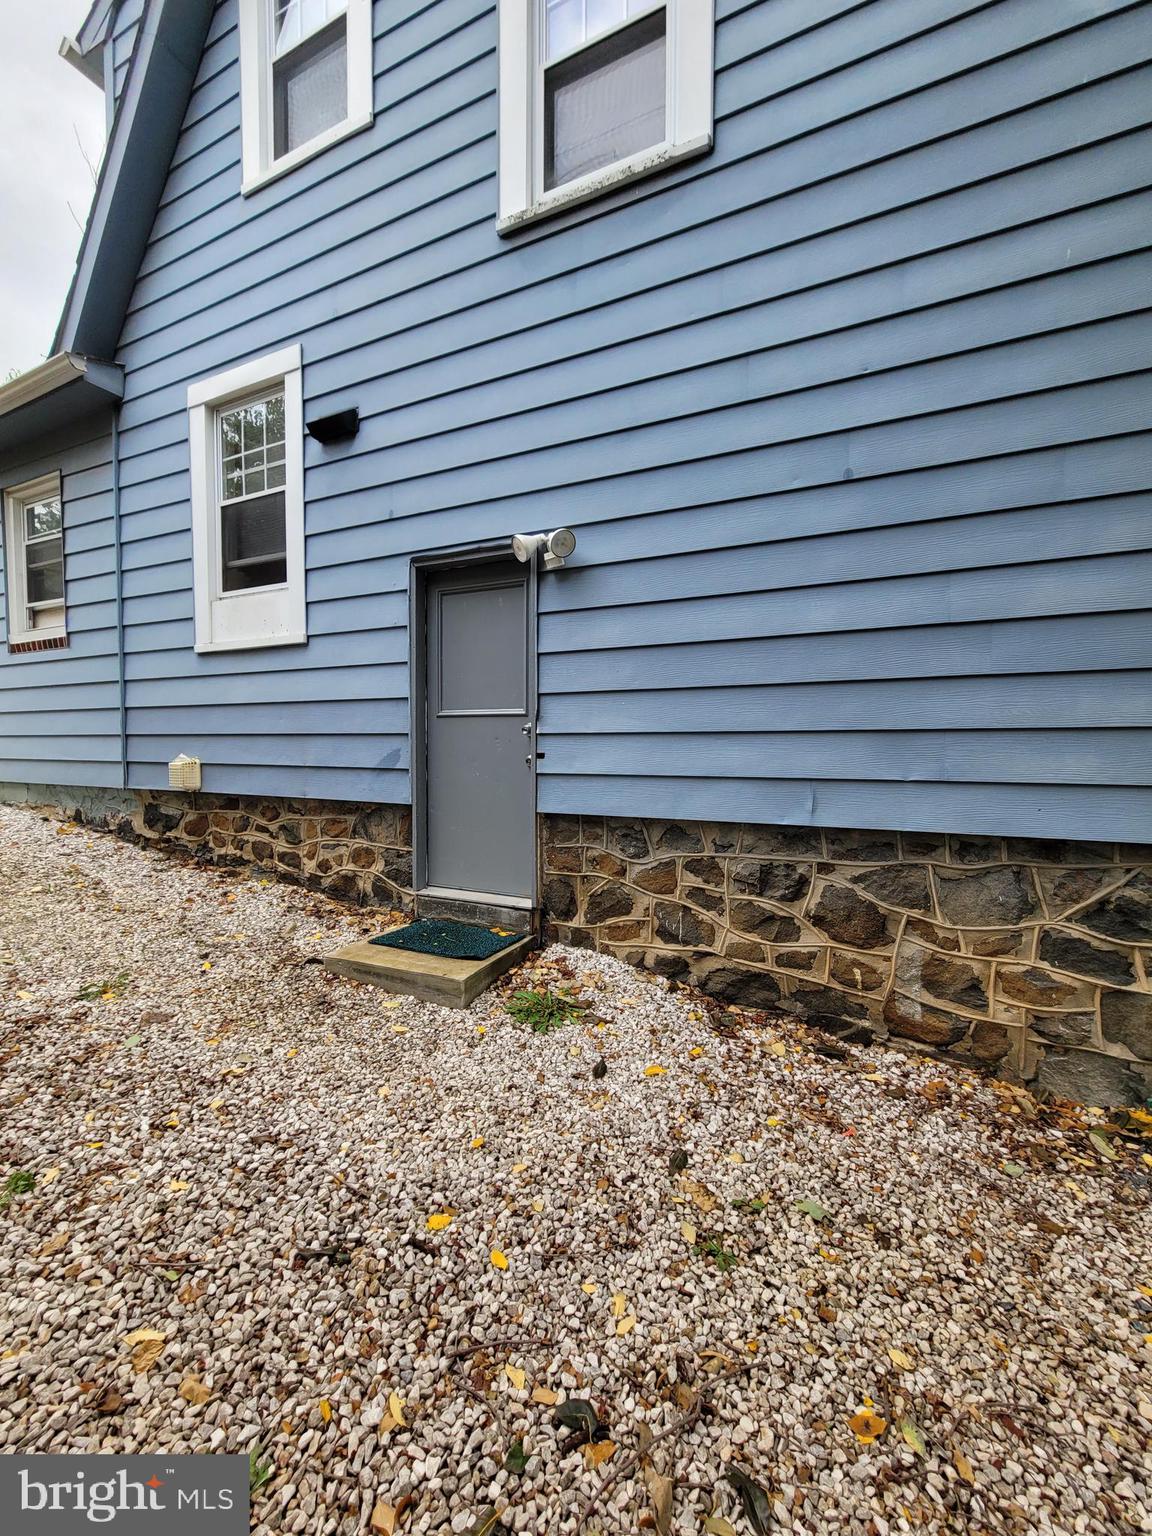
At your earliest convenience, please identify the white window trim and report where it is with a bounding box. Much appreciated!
[188,345,307,654]
[497,0,714,233]
[239,0,374,195]
[3,472,67,647]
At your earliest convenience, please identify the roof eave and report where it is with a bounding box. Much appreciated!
[0,354,124,459]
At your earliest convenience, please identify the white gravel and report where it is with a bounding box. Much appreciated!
[0,804,1149,1536]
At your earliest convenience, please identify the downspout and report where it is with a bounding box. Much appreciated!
[112,403,128,791]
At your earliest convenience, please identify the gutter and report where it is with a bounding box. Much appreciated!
[0,352,123,421]
[112,405,128,791]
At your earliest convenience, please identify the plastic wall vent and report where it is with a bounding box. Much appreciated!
[168,754,202,792]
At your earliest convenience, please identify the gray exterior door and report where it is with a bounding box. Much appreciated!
[424,561,535,901]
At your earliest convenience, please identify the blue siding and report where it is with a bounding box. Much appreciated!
[0,423,123,789]
[111,0,146,115]
[8,0,1152,840]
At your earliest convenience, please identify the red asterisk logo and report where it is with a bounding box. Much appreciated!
[146,1476,164,1489]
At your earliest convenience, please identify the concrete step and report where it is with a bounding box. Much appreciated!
[324,931,536,1008]
[416,887,539,935]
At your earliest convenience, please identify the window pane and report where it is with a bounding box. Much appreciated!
[223,463,244,499]
[220,490,288,591]
[264,393,286,445]
[25,497,62,539]
[274,0,345,58]
[545,0,584,59]
[241,402,266,452]
[266,458,287,489]
[219,389,285,500]
[220,407,244,457]
[25,534,63,570]
[274,17,348,157]
[27,554,64,605]
[545,9,666,190]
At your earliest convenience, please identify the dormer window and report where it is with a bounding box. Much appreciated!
[239,0,374,193]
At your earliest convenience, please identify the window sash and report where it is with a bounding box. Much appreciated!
[3,474,67,643]
[272,0,346,60]
[543,0,663,65]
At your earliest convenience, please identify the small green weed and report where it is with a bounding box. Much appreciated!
[249,1449,274,1497]
[0,1170,36,1212]
[77,971,130,1003]
[506,988,586,1034]
[693,1234,739,1272]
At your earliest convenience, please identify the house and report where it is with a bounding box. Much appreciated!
[0,0,1149,1100]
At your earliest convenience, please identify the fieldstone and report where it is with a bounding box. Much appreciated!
[1028,1013,1095,1046]
[1100,991,1152,1059]
[602,919,647,943]
[741,826,823,858]
[325,871,362,902]
[632,861,678,896]
[935,867,1038,927]
[698,965,781,1010]
[824,829,899,862]
[585,851,625,878]
[964,1021,1013,1064]
[682,856,724,888]
[545,846,582,874]
[1033,1048,1145,1108]
[182,812,210,840]
[704,824,741,854]
[353,806,396,846]
[1037,867,1118,918]
[948,836,1003,865]
[349,846,377,870]
[829,952,887,993]
[996,966,1089,1009]
[541,876,577,922]
[1037,930,1136,986]
[729,900,800,944]
[883,994,970,1047]
[277,849,302,872]
[379,850,411,887]
[547,816,581,846]
[775,949,817,972]
[789,983,872,1030]
[1008,838,1113,865]
[654,902,714,948]
[897,945,988,1012]
[902,833,947,860]
[1075,871,1152,943]
[851,863,933,914]
[143,802,182,834]
[682,884,725,915]
[579,816,605,847]
[584,882,635,926]
[905,917,960,952]
[649,951,690,979]
[730,860,810,904]
[653,822,704,854]
[607,820,649,860]
[277,819,304,847]
[968,930,1025,958]
[809,886,889,950]
[724,938,764,963]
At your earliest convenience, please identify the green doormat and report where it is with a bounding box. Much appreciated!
[369,919,525,960]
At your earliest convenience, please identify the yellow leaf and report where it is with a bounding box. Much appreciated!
[15,991,33,1001]
[168,1179,190,1192]
[379,998,403,1009]
[849,1409,887,1444]
[531,1386,558,1405]
[319,1398,333,1422]
[505,1365,526,1391]
[680,1222,697,1245]
[370,1500,397,1535]
[643,1064,666,1076]
[512,1163,528,1174]
[123,1328,166,1373]
[689,1046,704,1058]
[490,1249,509,1270]
[616,1314,637,1337]
[286,1047,299,1058]
[179,1375,213,1406]
[727,1152,744,1165]
[584,1440,617,1468]
[611,1293,627,1318]
[391,1023,408,1034]
[619,998,638,1006]
[581,1281,598,1295]
[426,1212,454,1231]
[953,1449,976,1484]
[471,1136,485,1149]
[201,962,212,972]
[41,1167,60,1184]
[85,1142,104,1150]
[888,1347,915,1371]
[205,1037,221,1047]
[388,1390,407,1426]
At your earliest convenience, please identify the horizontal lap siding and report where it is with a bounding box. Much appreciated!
[111,0,1152,834]
[0,425,122,788]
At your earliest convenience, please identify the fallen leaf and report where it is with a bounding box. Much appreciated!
[169,1179,190,1192]
[643,1064,666,1076]
[41,1167,60,1184]
[467,1509,499,1536]
[426,1212,454,1231]
[897,1414,927,1455]
[611,1292,627,1318]
[584,1440,617,1468]
[726,1468,773,1535]
[795,1198,828,1221]
[531,1386,559,1405]
[680,1222,697,1245]
[319,1398,333,1422]
[370,1500,397,1535]
[581,1281,598,1295]
[123,1328,166,1373]
[1001,1161,1026,1179]
[953,1449,976,1484]
[704,1520,739,1536]
[616,1314,637,1337]
[490,1248,509,1270]
[38,1231,71,1256]
[471,1136,485,1149]
[93,1386,125,1415]
[887,1348,915,1371]
[179,1375,213,1406]
[1089,1130,1119,1161]
[505,1365,526,1391]
[388,1390,407,1426]
[643,1466,673,1536]
[504,1439,529,1474]
[849,1409,887,1444]
[553,1399,602,1438]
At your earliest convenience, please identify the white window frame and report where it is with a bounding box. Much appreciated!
[3,472,67,647]
[239,0,374,195]
[188,346,307,654]
[497,0,714,232]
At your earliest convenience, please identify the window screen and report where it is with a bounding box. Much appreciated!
[217,392,288,592]
[22,494,64,623]
[272,0,348,157]
[544,4,666,191]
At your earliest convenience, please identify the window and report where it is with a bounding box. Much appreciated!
[188,347,306,653]
[3,473,67,649]
[239,0,373,192]
[498,0,714,230]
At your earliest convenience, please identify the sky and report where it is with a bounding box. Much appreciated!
[0,1,108,379]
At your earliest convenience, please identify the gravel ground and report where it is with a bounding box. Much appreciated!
[0,804,1150,1536]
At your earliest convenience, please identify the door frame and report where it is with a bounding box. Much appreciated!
[409,541,540,904]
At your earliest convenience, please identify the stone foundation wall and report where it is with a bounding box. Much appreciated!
[541,815,1152,1107]
[0,783,412,912]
